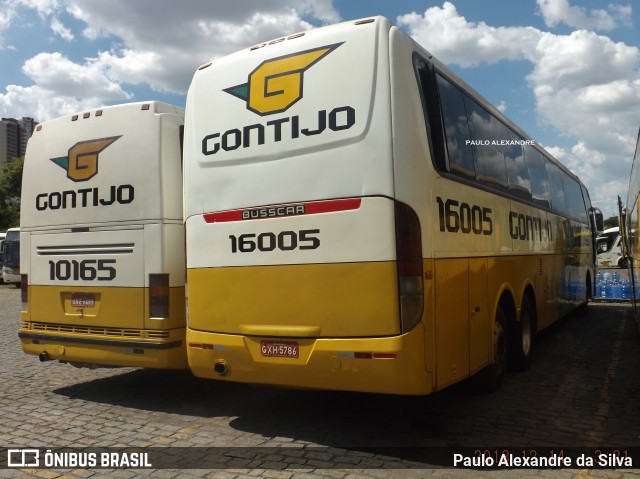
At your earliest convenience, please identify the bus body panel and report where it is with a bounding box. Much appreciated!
[187,197,399,337]
[183,18,394,219]
[187,324,430,395]
[20,102,186,369]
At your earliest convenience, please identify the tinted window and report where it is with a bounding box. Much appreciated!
[562,174,588,222]
[504,133,531,201]
[525,146,550,208]
[436,74,475,180]
[546,161,567,215]
[465,98,509,190]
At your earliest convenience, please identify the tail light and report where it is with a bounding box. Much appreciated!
[395,202,424,332]
[21,274,28,309]
[149,274,170,318]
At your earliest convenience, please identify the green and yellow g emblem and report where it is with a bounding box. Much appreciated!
[50,136,121,182]
[224,43,343,116]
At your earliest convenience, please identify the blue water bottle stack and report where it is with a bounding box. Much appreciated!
[595,271,635,300]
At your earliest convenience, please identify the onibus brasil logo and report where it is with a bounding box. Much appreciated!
[224,43,343,116]
[50,136,121,182]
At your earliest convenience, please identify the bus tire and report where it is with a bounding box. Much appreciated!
[475,306,508,392]
[510,295,535,371]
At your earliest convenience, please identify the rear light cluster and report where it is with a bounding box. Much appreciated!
[149,274,169,318]
[21,274,28,308]
[394,202,424,333]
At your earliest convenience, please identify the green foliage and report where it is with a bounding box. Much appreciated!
[0,157,23,231]
[603,215,619,229]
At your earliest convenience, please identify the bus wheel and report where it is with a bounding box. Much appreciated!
[475,306,508,392]
[510,295,535,371]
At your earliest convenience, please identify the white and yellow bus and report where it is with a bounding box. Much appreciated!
[183,17,600,394]
[19,101,187,369]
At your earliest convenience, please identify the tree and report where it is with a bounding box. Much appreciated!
[0,157,23,231]
[603,215,619,229]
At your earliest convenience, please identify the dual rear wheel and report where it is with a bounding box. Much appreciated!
[477,295,535,391]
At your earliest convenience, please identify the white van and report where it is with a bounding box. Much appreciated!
[596,227,624,267]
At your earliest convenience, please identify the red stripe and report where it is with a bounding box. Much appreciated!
[203,198,362,223]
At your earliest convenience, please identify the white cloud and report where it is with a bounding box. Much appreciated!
[398,1,640,216]
[0,84,103,120]
[397,2,539,67]
[0,0,340,120]
[536,0,632,31]
[0,3,18,49]
[63,0,340,93]
[22,52,130,100]
[50,16,73,40]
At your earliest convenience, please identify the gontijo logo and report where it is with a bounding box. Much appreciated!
[50,136,120,182]
[202,42,356,156]
[36,135,134,211]
[224,43,343,116]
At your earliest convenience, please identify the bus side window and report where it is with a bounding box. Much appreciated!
[562,173,588,223]
[464,97,509,191]
[546,161,568,216]
[525,146,551,209]
[435,74,476,180]
[504,134,532,201]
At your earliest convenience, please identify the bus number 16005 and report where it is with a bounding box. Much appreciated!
[436,196,493,235]
[229,229,320,253]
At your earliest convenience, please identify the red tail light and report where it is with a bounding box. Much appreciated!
[395,202,424,332]
[149,274,169,318]
[21,274,28,306]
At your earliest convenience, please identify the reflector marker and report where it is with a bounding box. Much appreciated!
[337,351,397,359]
[204,198,362,223]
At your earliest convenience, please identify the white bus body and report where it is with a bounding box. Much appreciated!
[20,102,187,369]
[595,227,623,268]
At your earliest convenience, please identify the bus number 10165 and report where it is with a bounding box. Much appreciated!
[48,259,116,281]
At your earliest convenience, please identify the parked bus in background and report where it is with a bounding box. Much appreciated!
[19,102,187,369]
[623,127,640,335]
[2,227,20,286]
[596,227,625,268]
[183,17,602,395]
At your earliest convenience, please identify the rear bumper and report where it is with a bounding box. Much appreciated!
[19,327,188,369]
[187,324,431,395]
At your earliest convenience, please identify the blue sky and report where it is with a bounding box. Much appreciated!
[0,0,638,216]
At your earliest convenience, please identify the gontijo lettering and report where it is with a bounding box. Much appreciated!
[202,42,355,156]
[201,106,355,155]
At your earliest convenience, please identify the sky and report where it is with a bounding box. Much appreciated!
[0,0,638,218]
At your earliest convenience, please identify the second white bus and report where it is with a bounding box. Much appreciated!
[183,17,600,394]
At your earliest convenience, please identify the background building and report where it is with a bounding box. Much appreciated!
[0,117,38,167]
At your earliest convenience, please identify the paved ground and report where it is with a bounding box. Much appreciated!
[1,285,639,478]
